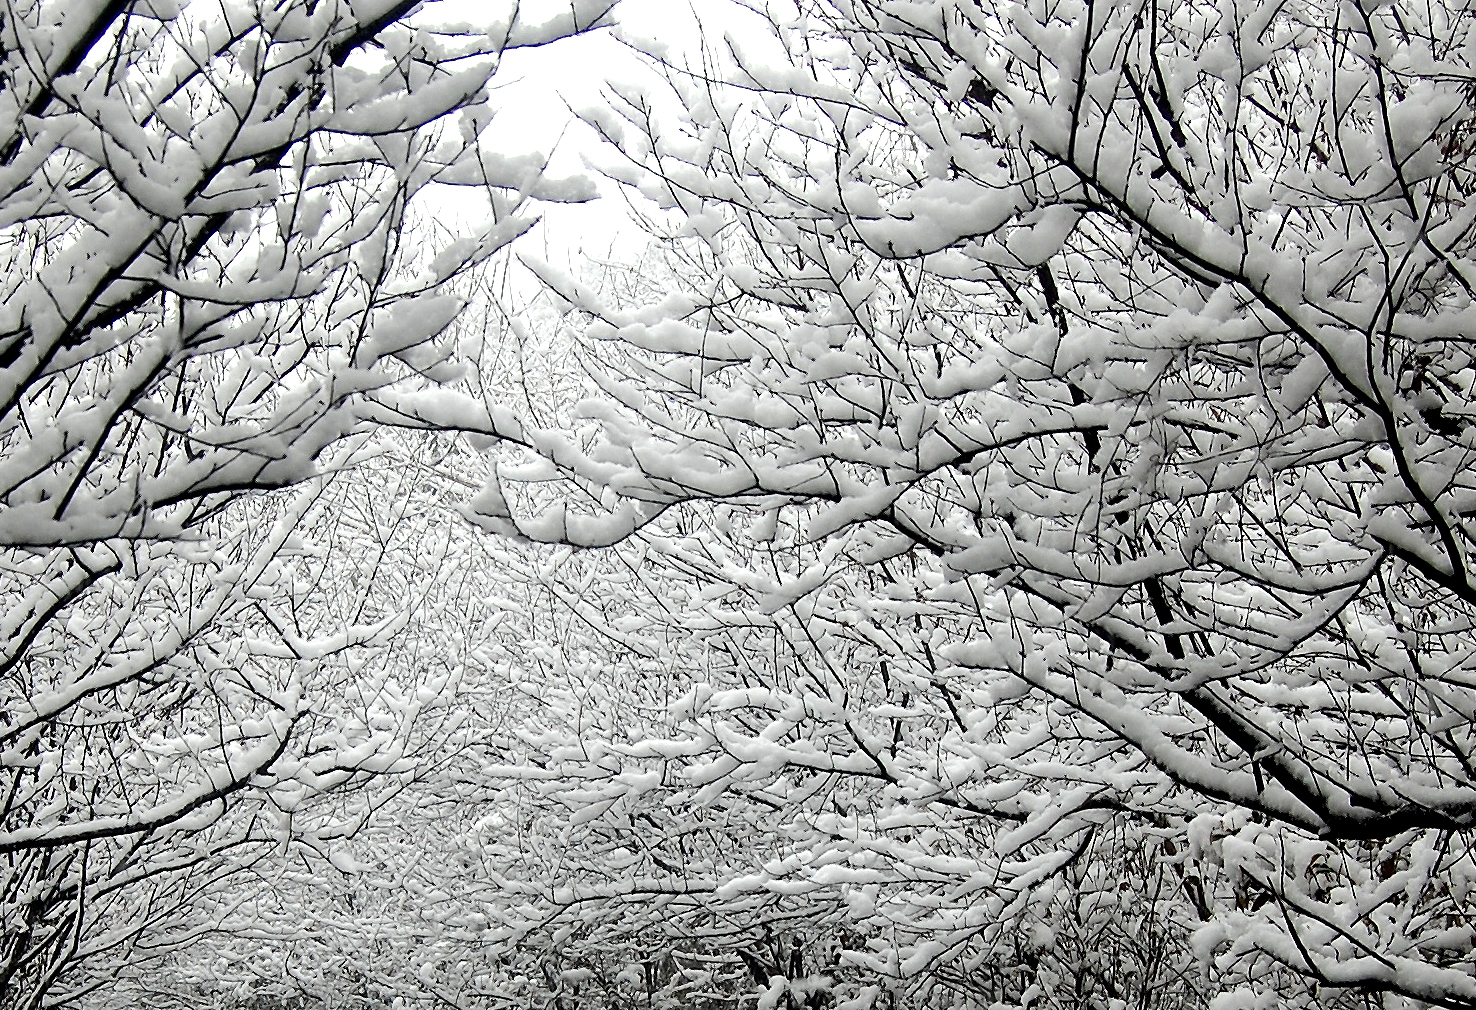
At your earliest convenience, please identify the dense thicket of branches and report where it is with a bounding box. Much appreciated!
[461,0,1476,1007]
[7,0,1476,1008]
[0,1,609,1005]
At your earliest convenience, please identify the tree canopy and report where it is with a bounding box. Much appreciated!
[3,0,1475,1008]
[469,0,1476,1007]
[0,1,607,1005]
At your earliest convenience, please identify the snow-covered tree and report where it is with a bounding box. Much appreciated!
[468,0,1476,1006]
[0,1,611,1004]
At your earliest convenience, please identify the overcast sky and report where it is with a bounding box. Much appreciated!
[464,0,769,266]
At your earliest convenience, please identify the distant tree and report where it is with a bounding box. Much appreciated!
[468,0,1476,1007]
[0,1,610,1004]
[457,507,1214,1010]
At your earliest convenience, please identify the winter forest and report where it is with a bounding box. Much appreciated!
[3,0,1475,1007]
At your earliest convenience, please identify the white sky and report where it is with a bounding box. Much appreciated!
[454,0,771,268]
